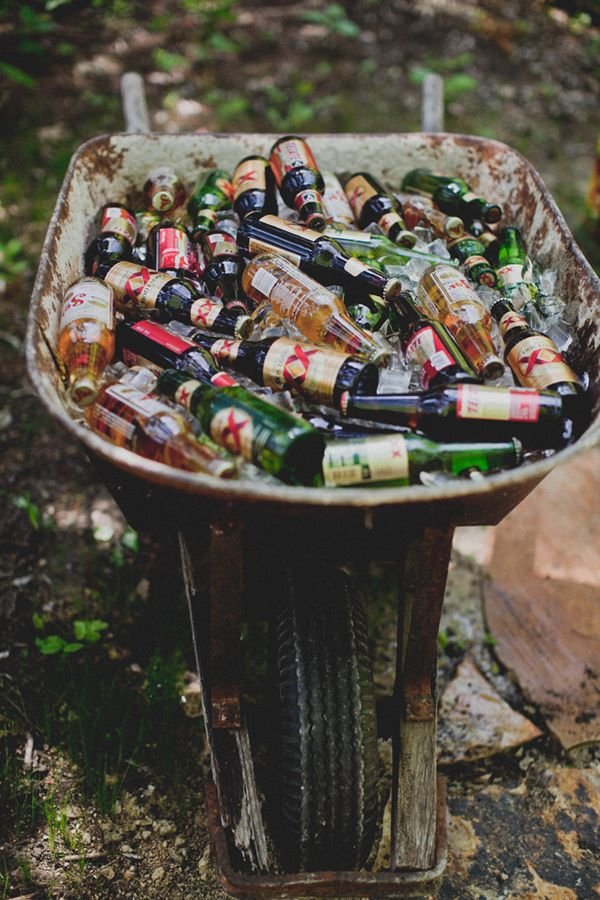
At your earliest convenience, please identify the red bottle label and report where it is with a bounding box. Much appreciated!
[158,228,195,273]
[130,319,196,355]
[203,232,237,259]
[294,189,322,213]
[270,138,319,184]
[405,325,455,389]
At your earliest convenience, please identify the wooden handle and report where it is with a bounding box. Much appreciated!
[421,73,444,133]
[120,71,150,134]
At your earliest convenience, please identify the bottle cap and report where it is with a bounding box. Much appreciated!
[444,216,465,239]
[68,374,99,408]
[305,211,327,231]
[382,277,403,303]
[152,189,175,212]
[480,355,505,381]
[396,229,417,248]
[234,315,254,340]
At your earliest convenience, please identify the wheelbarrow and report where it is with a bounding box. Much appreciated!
[25,114,600,897]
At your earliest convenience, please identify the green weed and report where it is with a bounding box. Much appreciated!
[301,3,360,38]
[11,493,47,530]
[409,52,478,103]
[34,618,108,656]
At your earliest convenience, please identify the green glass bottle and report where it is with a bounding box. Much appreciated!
[343,171,416,247]
[340,382,573,449]
[156,368,326,486]
[322,227,457,272]
[494,226,535,305]
[446,234,497,287]
[401,168,502,227]
[187,169,233,239]
[322,431,522,487]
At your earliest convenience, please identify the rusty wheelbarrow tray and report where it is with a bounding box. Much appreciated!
[26,132,600,898]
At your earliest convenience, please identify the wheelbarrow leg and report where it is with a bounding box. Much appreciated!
[391,525,454,871]
[179,519,269,872]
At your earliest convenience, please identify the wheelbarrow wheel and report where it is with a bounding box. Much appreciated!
[275,564,379,872]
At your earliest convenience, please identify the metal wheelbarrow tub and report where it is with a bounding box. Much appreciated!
[25,132,600,897]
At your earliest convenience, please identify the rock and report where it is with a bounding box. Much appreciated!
[151,866,165,882]
[438,655,542,763]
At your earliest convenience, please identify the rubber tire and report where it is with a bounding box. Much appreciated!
[275,565,379,872]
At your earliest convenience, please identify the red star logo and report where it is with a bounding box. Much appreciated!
[236,169,257,186]
[283,344,319,385]
[222,409,248,454]
[519,347,562,376]
[124,267,151,303]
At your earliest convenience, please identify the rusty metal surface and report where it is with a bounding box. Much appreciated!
[206,778,448,897]
[25,132,600,526]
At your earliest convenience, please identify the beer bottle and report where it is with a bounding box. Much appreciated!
[322,431,522,487]
[490,297,588,424]
[241,253,391,364]
[84,204,137,275]
[446,234,497,287]
[187,169,233,239]
[200,230,250,315]
[401,168,502,226]
[168,323,379,407]
[95,259,252,338]
[340,382,573,449]
[322,172,356,228]
[343,172,416,247]
[322,227,458,270]
[480,230,500,266]
[57,276,115,408]
[494,226,534,305]
[417,264,505,379]
[232,155,278,220]
[135,209,162,245]
[147,223,200,282]
[269,134,326,230]
[394,191,464,239]
[115,319,240,387]
[156,368,326,486]
[236,214,402,303]
[388,290,479,389]
[85,379,235,477]
[143,166,186,214]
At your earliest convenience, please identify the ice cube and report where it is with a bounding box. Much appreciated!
[426,238,451,260]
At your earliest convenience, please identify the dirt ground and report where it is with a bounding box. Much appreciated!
[1,1,599,897]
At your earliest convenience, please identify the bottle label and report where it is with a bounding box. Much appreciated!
[507,335,579,389]
[261,214,323,242]
[251,267,279,298]
[461,191,483,203]
[378,210,403,234]
[322,435,409,486]
[195,209,218,227]
[498,309,528,337]
[104,381,168,418]
[427,266,477,306]
[322,173,355,225]
[497,263,524,288]
[294,189,321,213]
[464,254,489,270]
[129,318,197,354]
[248,236,302,266]
[405,325,456,388]
[208,337,240,366]
[190,297,224,329]
[210,406,254,460]
[158,227,194,273]
[344,256,372,277]
[211,372,238,387]
[344,174,377,218]
[270,138,319,182]
[456,384,541,422]
[203,232,237,260]
[60,280,114,330]
[263,337,348,403]
[105,262,172,310]
[100,206,137,244]
[233,158,266,198]
[174,379,200,410]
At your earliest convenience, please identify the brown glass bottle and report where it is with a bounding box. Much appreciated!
[85,204,138,275]
[143,166,186,214]
[95,259,251,338]
[200,230,250,315]
[236,214,402,303]
[388,291,480,389]
[340,381,573,449]
[170,323,379,406]
[490,297,588,426]
[269,135,326,229]
[232,155,278,220]
[343,172,416,247]
[147,223,199,281]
